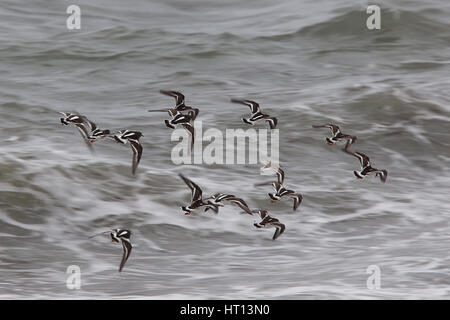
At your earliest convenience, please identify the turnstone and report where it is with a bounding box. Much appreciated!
[59,112,93,150]
[163,111,195,130]
[148,104,195,151]
[112,130,143,175]
[89,229,132,272]
[343,140,388,182]
[83,118,111,142]
[312,123,357,145]
[205,193,253,215]
[179,174,219,215]
[230,99,278,129]
[158,90,199,120]
[60,112,86,125]
[268,181,303,211]
[253,210,286,240]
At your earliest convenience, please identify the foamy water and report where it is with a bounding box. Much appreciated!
[0,0,449,299]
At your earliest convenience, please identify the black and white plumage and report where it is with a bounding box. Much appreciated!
[253,210,286,240]
[148,101,195,152]
[230,99,278,129]
[156,90,200,120]
[83,119,111,142]
[179,174,219,215]
[112,130,143,175]
[89,228,132,272]
[60,112,86,126]
[275,167,285,185]
[268,181,303,211]
[205,193,253,215]
[59,112,94,150]
[163,111,195,129]
[343,140,388,183]
[312,123,357,145]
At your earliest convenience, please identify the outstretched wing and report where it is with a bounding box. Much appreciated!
[312,124,340,136]
[373,169,388,183]
[75,123,93,151]
[272,222,285,240]
[179,174,203,202]
[83,118,97,132]
[290,194,303,211]
[119,238,132,272]
[160,90,185,107]
[343,140,370,168]
[227,197,253,215]
[267,117,278,129]
[230,99,261,114]
[181,123,195,152]
[129,140,143,175]
[354,152,371,169]
[276,167,285,184]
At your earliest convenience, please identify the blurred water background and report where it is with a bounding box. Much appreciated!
[0,0,449,299]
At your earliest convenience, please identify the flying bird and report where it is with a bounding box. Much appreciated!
[112,130,143,175]
[268,181,303,211]
[148,103,195,152]
[83,118,111,142]
[179,174,220,215]
[253,210,286,240]
[89,229,132,272]
[59,112,93,151]
[343,140,388,182]
[230,99,278,129]
[312,123,357,145]
[148,90,199,120]
[205,193,253,214]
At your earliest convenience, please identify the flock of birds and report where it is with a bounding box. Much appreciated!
[58,90,388,272]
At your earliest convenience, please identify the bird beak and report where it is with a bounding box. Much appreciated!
[184,212,191,216]
[271,199,279,203]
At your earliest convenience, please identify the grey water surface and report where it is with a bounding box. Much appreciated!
[0,0,449,299]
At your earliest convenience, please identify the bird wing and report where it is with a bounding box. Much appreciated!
[290,194,303,211]
[179,174,203,202]
[312,124,340,135]
[85,119,99,135]
[129,140,143,175]
[230,99,261,114]
[181,123,195,152]
[266,117,278,129]
[75,123,93,151]
[276,167,285,184]
[272,222,286,240]
[160,90,185,107]
[119,238,132,272]
[227,197,253,215]
[354,152,371,168]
